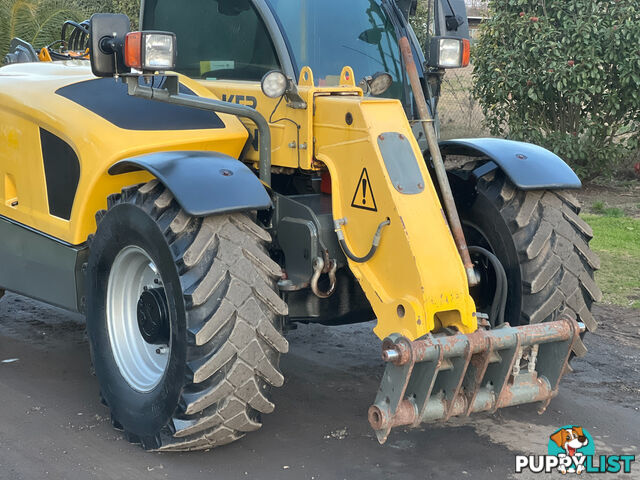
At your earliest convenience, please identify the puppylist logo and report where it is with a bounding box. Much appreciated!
[515,425,636,474]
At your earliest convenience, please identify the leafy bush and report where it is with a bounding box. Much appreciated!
[95,0,140,29]
[473,0,640,179]
[409,0,431,48]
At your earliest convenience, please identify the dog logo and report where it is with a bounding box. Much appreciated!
[515,424,635,475]
[549,426,593,474]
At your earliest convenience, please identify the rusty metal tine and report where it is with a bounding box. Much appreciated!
[369,336,416,443]
[463,333,494,416]
[537,316,580,413]
[442,341,473,422]
[491,333,522,414]
[408,336,443,427]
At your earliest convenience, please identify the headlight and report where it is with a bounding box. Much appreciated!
[439,39,462,68]
[261,70,288,98]
[428,37,471,69]
[125,31,176,72]
[369,72,393,96]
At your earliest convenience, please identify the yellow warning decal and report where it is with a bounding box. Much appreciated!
[351,168,377,211]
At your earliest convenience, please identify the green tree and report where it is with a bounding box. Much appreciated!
[473,0,640,179]
[1,0,141,59]
[0,0,87,58]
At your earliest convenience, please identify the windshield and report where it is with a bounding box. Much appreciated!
[266,0,405,100]
[143,0,280,81]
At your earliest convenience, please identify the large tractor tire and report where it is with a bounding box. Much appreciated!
[457,171,601,354]
[86,180,288,451]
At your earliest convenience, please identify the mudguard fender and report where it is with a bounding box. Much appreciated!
[439,138,581,190]
[109,151,272,216]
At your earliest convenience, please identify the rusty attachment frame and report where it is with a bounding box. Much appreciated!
[369,315,584,444]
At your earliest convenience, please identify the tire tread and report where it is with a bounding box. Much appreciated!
[98,180,287,451]
[476,173,599,355]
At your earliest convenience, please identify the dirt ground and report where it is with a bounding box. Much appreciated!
[0,188,639,479]
[580,182,640,218]
[0,296,638,480]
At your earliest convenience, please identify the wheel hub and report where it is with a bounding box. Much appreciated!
[137,287,170,345]
[106,245,171,392]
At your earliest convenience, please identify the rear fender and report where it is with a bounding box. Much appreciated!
[439,138,581,190]
[109,151,272,216]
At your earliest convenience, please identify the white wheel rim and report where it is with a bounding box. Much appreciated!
[106,246,170,392]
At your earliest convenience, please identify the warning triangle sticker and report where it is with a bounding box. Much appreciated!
[351,168,377,211]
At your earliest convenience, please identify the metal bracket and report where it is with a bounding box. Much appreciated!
[368,316,585,443]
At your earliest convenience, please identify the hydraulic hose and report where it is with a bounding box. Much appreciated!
[335,219,391,263]
[468,246,508,327]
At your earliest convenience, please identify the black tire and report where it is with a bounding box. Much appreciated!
[457,171,601,355]
[87,180,288,451]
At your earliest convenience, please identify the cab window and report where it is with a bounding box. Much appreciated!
[143,0,280,81]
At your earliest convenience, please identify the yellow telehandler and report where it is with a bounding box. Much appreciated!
[0,0,599,450]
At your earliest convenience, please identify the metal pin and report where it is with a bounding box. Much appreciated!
[382,349,400,362]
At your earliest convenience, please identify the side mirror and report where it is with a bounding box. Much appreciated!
[358,27,383,45]
[90,13,131,77]
[433,0,469,39]
[426,37,470,69]
[90,13,177,78]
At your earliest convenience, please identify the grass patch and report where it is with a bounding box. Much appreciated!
[591,201,625,217]
[582,214,640,309]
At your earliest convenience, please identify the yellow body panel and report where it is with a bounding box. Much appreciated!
[0,61,248,245]
[0,60,476,338]
[201,68,477,337]
[199,68,362,171]
[313,95,477,338]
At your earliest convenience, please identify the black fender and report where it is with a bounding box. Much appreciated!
[109,151,272,216]
[439,138,581,190]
